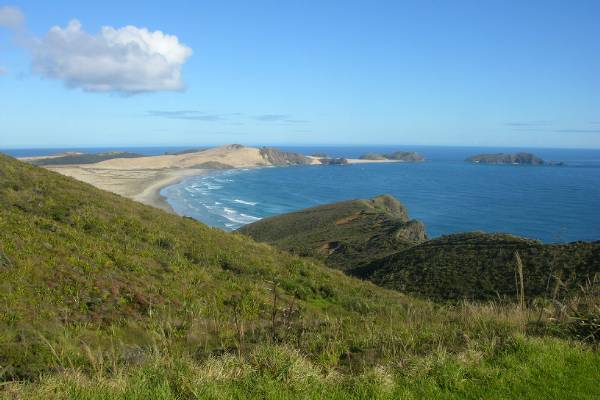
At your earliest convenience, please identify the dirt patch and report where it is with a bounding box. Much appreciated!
[335,212,361,225]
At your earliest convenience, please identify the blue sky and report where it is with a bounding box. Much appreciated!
[1,0,599,148]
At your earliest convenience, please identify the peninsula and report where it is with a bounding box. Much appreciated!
[20,144,406,212]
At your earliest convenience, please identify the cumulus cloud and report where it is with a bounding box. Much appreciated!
[29,20,192,93]
[0,5,24,30]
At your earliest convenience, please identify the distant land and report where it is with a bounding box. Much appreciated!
[25,151,144,166]
[359,151,425,162]
[465,152,566,166]
[17,144,409,213]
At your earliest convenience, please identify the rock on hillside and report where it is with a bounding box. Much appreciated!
[239,195,427,271]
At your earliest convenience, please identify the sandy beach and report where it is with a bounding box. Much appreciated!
[34,145,406,213]
[47,166,207,213]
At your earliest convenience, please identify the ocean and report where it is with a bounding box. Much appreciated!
[160,146,600,243]
[5,145,600,243]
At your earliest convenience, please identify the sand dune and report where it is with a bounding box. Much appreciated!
[37,144,401,212]
[94,144,271,170]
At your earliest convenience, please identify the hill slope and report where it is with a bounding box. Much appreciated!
[238,195,427,271]
[353,232,600,301]
[1,155,599,398]
[0,153,401,379]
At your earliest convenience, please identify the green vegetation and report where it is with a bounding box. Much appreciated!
[29,152,144,166]
[384,151,425,161]
[1,155,599,398]
[358,152,387,160]
[239,195,426,271]
[358,152,425,162]
[242,196,599,302]
[353,232,600,301]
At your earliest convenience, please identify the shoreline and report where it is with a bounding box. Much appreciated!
[32,145,412,216]
[133,168,209,213]
[46,166,209,213]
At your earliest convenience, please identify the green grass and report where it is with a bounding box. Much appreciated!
[0,153,599,398]
[3,338,599,399]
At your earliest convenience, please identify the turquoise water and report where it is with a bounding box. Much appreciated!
[162,146,600,243]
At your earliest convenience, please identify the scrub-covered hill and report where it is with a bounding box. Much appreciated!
[353,232,600,301]
[239,195,427,271]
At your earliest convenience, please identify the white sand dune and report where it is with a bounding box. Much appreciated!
[37,144,400,213]
[94,145,271,170]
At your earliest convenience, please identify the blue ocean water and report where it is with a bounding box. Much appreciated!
[161,146,600,243]
[4,145,599,243]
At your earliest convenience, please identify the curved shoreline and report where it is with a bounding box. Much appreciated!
[134,169,209,213]
[46,166,209,213]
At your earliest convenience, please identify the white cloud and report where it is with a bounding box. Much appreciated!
[31,19,192,93]
[0,5,24,30]
[0,66,8,75]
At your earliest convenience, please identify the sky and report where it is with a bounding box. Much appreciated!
[0,0,599,149]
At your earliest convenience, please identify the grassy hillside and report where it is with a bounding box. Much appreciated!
[1,154,599,398]
[353,232,600,301]
[239,195,427,271]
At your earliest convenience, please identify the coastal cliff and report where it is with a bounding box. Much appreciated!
[239,194,427,271]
